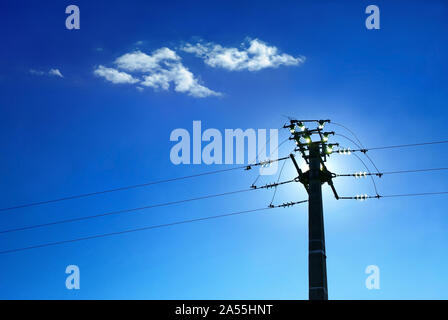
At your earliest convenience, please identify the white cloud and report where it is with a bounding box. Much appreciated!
[29,69,45,76]
[94,65,139,84]
[115,48,179,72]
[182,39,305,71]
[49,69,63,78]
[30,68,64,78]
[95,47,220,98]
[140,62,220,97]
[141,70,170,90]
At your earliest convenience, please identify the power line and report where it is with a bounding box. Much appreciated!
[335,133,381,174]
[251,138,292,187]
[330,122,366,149]
[382,192,448,198]
[336,140,448,153]
[0,156,289,213]
[336,167,448,178]
[0,180,297,235]
[0,201,307,255]
[249,126,287,165]
[349,150,380,196]
[339,191,448,200]
[269,159,288,206]
[252,179,297,190]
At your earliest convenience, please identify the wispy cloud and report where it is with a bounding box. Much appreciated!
[49,69,64,78]
[94,48,221,98]
[182,39,305,71]
[29,69,45,76]
[30,68,64,78]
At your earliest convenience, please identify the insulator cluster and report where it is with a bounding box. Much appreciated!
[355,194,369,201]
[354,171,368,178]
[337,148,352,155]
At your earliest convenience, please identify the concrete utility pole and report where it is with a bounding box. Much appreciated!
[307,143,328,300]
[286,119,339,300]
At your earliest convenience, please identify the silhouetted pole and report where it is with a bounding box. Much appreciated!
[307,143,328,300]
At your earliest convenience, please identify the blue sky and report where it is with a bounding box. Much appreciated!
[0,0,447,299]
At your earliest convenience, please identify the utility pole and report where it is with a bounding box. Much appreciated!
[285,120,339,300]
[307,143,328,300]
